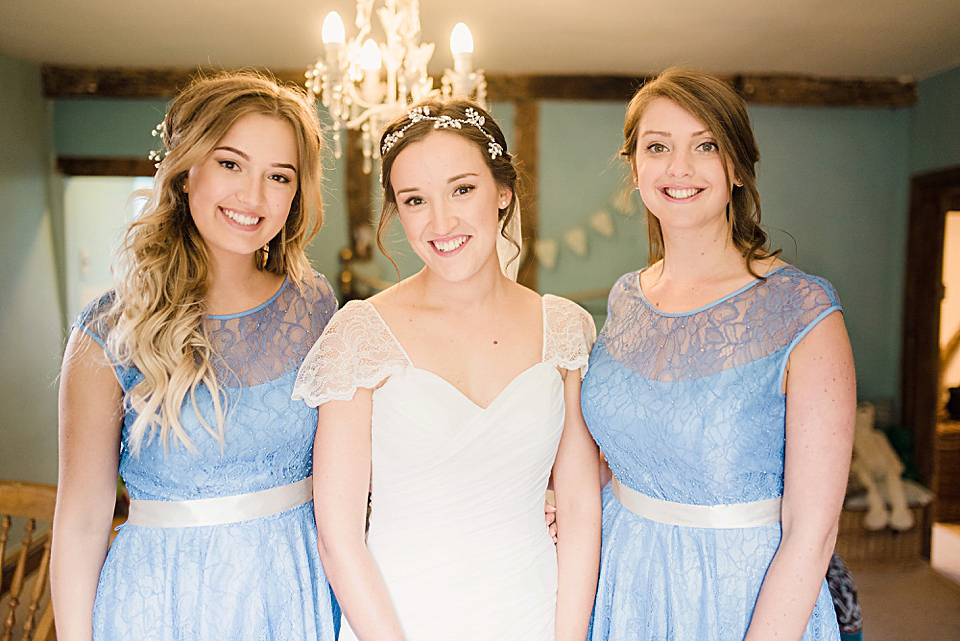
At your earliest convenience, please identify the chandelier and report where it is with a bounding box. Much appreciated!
[306,0,487,173]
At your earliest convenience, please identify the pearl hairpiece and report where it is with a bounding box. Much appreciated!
[380,106,504,161]
[148,120,167,168]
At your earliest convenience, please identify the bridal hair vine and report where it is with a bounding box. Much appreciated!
[148,119,168,167]
[380,106,504,161]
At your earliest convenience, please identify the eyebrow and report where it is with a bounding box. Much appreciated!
[215,146,298,172]
[640,129,712,138]
[395,172,480,195]
[447,172,479,183]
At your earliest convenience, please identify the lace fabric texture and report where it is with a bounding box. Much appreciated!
[293,293,595,641]
[292,299,411,406]
[582,265,841,641]
[74,274,340,641]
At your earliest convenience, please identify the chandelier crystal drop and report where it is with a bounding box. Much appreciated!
[305,0,487,173]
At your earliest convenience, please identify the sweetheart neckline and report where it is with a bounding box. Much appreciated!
[397,362,559,411]
[363,297,554,410]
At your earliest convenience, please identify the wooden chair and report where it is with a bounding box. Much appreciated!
[0,481,56,641]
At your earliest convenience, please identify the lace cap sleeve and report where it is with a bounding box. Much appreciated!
[304,270,339,331]
[73,290,116,354]
[774,268,844,385]
[542,294,597,379]
[292,300,411,407]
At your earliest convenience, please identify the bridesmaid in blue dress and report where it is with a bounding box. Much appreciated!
[51,72,339,641]
[582,68,856,640]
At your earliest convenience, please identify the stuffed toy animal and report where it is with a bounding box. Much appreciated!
[848,402,915,531]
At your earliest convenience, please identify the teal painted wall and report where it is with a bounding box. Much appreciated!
[0,54,61,483]
[538,101,646,321]
[54,98,169,157]
[910,65,960,175]
[750,105,910,402]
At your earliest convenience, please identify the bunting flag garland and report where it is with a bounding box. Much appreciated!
[534,239,559,270]
[563,227,588,257]
[533,184,640,270]
[589,210,614,238]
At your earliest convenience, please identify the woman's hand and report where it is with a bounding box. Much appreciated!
[544,499,558,544]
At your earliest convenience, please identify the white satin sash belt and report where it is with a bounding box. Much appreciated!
[612,477,781,529]
[126,476,313,528]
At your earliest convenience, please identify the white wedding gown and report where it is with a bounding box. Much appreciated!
[293,294,595,641]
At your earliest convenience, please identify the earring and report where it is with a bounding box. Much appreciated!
[259,241,270,270]
[726,202,731,222]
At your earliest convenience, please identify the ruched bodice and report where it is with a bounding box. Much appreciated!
[369,364,563,640]
[294,294,596,641]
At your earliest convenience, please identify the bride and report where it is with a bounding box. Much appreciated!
[293,100,601,641]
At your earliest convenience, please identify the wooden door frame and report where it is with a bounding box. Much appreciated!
[901,166,960,485]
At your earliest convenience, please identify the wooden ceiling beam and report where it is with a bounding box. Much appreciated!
[56,156,156,176]
[42,65,917,107]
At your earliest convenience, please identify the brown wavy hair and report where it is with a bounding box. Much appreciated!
[376,99,520,272]
[107,70,324,452]
[622,67,778,276]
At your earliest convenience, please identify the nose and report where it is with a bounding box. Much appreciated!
[666,147,694,178]
[430,199,458,235]
[237,175,264,206]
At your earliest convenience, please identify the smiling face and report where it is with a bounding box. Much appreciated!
[390,131,512,283]
[184,113,299,267]
[633,97,735,232]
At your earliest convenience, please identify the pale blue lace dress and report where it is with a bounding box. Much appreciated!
[74,274,339,641]
[582,265,842,641]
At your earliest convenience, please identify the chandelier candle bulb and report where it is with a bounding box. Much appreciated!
[321,11,346,45]
[320,11,345,91]
[359,39,383,103]
[450,22,474,96]
[305,1,486,172]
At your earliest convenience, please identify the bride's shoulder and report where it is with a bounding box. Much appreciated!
[542,294,597,345]
[325,297,381,329]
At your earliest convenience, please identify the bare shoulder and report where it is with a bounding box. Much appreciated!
[510,279,544,306]
[367,277,419,318]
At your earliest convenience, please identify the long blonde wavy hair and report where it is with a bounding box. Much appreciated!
[107,71,324,453]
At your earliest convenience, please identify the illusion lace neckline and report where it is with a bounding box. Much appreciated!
[634,264,789,317]
[207,276,290,320]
